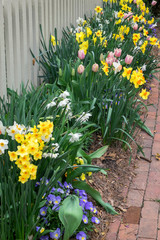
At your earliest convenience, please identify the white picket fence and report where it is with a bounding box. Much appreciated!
[0,0,102,98]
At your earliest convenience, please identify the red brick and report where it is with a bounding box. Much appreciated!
[156,124,160,133]
[106,217,121,239]
[138,218,157,238]
[147,105,157,113]
[139,148,151,159]
[142,139,152,148]
[118,224,138,240]
[137,238,156,240]
[152,141,160,155]
[127,189,144,207]
[145,119,156,128]
[158,214,160,229]
[157,116,160,123]
[144,183,160,200]
[148,171,160,185]
[150,157,160,172]
[154,133,160,142]
[147,112,156,119]
[158,230,160,240]
[134,160,150,173]
[141,201,159,219]
[130,172,148,190]
[140,131,153,140]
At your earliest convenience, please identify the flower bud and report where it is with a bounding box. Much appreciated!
[114,48,122,58]
[92,63,99,72]
[107,51,114,58]
[71,68,75,76]
[78,49,85,60]
[151,1,157,6]
[139,27,143,31]
[125,55,133,65]
[77,64,85,74]
[59,68,63,76]
[133,23,138,30]
[100,53,104,61]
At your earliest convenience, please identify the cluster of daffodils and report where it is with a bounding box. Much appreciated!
[4,120,54,184]
[36,180,100,240]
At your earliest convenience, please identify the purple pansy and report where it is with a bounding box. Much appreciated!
[53,196,61,205]
[91,216,100,224]
[82,215,88,224]
[57,181,64,188]
[46,194,56,204]
[50,228,61,239]
[40,206,47,216]
[85,201,94,211]
[76,231,87,240]
[57,188,64,194]
[40,235,49,240]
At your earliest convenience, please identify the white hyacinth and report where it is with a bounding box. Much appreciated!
[59,90,70,99]
[77,112,92,123]
[69,133,82,143]
[58,98,70,107]
[141,64,147,71]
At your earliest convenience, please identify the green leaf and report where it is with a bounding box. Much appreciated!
[89,145,108,159]
[136,120,153,137]
[59,195,83,240]
[72,181,118,215]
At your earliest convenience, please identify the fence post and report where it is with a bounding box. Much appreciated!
[0,0,7,98]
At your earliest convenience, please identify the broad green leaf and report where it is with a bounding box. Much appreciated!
[72,181,118,215]
[89,145,108,159]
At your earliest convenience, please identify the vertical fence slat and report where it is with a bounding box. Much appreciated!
[4,0,15,90]
[12,0,22,92]
[0,0,7,97]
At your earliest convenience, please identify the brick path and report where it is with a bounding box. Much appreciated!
[106,69,160,238]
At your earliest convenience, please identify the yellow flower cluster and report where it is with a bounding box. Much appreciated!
[133,33,141,46]
[101,61,109,75]
[114,25,130,41]
[130,68,146,89]
[139,89,150,100]
[140,41,148,54]
[8,120,53,184]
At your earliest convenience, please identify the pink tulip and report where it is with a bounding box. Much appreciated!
[106,57,115,66]
[124,13,128,19]
[125,55,133,65]
[133,0,137,3]
[133,23,138,30]
[139,27,143,31]
[92,63,99,72]
[151,1,157,6]
[107,51,114,58]
[78,49,85,60]
[114,48,122,58]
[128,12,133,20]
[77,64,85,74]
[147,36,151,41]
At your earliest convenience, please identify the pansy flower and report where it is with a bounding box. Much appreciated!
[91,216,100,224]
[76,231,87,240]
[40,206,47,216]
[50,228,61,239]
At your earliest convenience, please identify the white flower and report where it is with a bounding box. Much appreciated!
[41,134,52,143]
[6,122,25,140]
[0,121,6,135]
[58,98,70,107]
[0,147,5,155]
[59,91,70,99]
[105,20,110,24]
[77,112,92,123]
[151,23,157,29]
[99,24,103,30]
[0,139,8,150]
[133,46,140,54]
[141,64,147,71]
[46,100,56,109]
[138,40,143,46]
[114,11,118,18]
[76,17,84,25]
[43,152,59,158]
[69,133,82,143]
[52,143,59,152]
[96,17,101,22]
[75,26,83,33]
[113,61,122,74]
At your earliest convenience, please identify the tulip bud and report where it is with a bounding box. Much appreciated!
[139,27,143,31]
[59,68,63,76]
[92,63,99,72]
[100,53,104,61]
[107,51,114,58]
[71,68,75,76]
[133,23,138,30]
[78,49,85,60]
[77,64,85,74]
[125,55,133,65]
[106,57,115,66]
[114,48,122,58]
[151,1,157,6]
